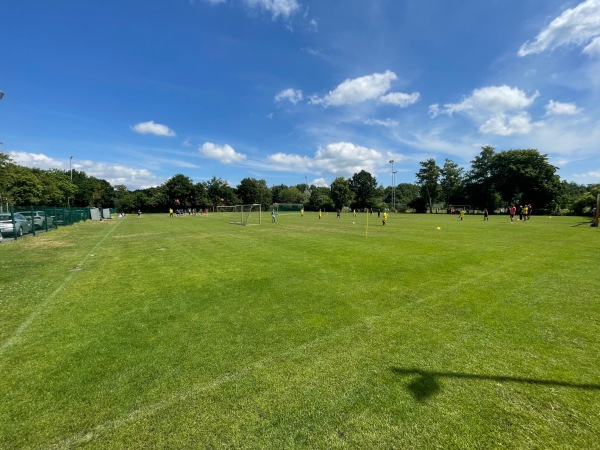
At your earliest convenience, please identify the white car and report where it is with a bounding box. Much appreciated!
[0,212,33,237]
[17,210,54,229]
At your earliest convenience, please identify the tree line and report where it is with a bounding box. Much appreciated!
[1,148,598,214]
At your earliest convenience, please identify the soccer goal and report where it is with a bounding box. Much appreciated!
[229,204,262,226]
[273,203,304,214]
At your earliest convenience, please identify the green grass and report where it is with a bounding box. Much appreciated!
[1,211,599,449]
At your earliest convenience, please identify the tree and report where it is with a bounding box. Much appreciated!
[464,145,500,211]
[571,185,600,215]
[236,178,272,210]
[489,149,562,212]
[329,177,353,209]
[192,182,210,209]
[163,174,195,208]
[205,177,239,208]
[349,170,379,209]
[308,186,334,211]
[395,183,420,208]
[3,165,44,205]
[439,159,465,208]
[415,158,440,213]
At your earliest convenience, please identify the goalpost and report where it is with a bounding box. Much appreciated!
[217,206,236,214]
[273,203,304,214]
[228,204,262,226]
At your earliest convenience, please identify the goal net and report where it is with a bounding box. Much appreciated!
[229,204,262,226]
[273,203,304,214]
[217,206,236,213]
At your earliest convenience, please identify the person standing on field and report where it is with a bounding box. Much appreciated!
[483,208,489,221]
[382,211,388,225]
[459,208,465,221]
[271,210,276,223]
[318,209,322,220]
[509,205,516,223]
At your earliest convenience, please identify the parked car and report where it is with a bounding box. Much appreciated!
[0,213,33,237]
[17,210,54,229]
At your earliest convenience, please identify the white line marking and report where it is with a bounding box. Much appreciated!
[0,220,123,355]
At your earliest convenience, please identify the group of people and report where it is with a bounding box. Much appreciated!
[314,208,388,225]
[169,208,209,217]
[509,204,532,223]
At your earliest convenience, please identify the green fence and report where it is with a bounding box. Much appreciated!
[0,205,95,240]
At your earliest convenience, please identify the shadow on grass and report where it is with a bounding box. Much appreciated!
[571,221,594,227]
[391,367,600,402]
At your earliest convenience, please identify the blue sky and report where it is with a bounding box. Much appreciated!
[1,0,600,190]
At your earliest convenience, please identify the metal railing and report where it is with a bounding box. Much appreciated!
[0,205,93,240]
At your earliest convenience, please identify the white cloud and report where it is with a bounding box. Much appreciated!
[572,170,600,182]
[8,151,66,169]
[268,152,312,169]
[243,0,301,20]
[364,118,399,127]
[82,163,164,189]
[430,86,543,137]
[268,142,384,178]
[200,142,247,163]
[583,36,600,55]
[311,177,329,187]
[428,104,440,118]
[518,0,600,56]
[479,112,541,136]
[438,85,539,117]
[131,120,176,137]
[313,70,398,106]
[275,88,303,104]
[545,100,580,116]
[8,151,163,189]
[378,91,420,107]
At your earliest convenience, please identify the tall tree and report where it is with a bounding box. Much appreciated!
[308,186,334,211]
[329,177,353,209]
[439,159,465,208]
[236,178,272,209]
[3,165,44,205]
[464,145,499,210]
[490,149,562,212]
[415,158,440,213]
[162,174,195,208]
[205,177,239,207]
[349,170,379,209]
[395,183,420,207]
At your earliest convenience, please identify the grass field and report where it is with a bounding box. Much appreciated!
[1,210,599,449]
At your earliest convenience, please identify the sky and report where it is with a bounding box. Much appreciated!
[1,0,600,190]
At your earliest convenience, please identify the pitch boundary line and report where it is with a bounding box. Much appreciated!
[0,219,124,356]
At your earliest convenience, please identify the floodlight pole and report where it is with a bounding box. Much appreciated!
[69,156,73,181]
[389,160,395,210]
